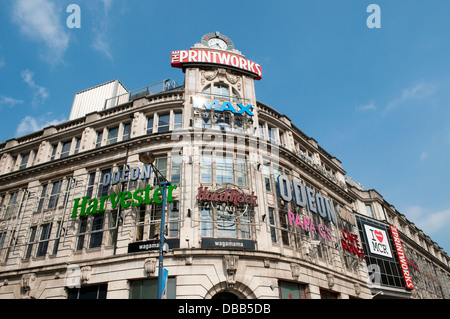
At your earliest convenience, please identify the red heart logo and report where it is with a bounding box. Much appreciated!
[374,230,383,243]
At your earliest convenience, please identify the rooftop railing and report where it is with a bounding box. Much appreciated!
[104,79,180,110]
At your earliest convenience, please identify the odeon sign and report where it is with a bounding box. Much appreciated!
[277,175,337,242]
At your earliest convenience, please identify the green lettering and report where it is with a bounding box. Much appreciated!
[167,184,178,202]
[110,192,123,209]
[120,191,132,209]
[144,185,153,204]
[71,196,88,218]
[132,189,144,207]
[153,187,163,204]
[98,195,109,212]
[86,198,99,215]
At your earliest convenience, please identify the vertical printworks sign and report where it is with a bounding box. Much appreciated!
[390,226,414,290]
[363,224,393,258]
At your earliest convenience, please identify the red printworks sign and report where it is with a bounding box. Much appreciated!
[171,49,262,80]
[390,226,414,290]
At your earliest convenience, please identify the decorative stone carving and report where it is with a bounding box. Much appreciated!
[224,255,238,287]
[201,68,242,90]
[185,255,193,265]
[80,266,92,283]
[290,263,300,279]
[327,273,335,288]
[354,283,361,296]
[21,273,36,298]
[144,258,157,276]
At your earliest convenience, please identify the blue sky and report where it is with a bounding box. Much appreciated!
[1,0,450,254]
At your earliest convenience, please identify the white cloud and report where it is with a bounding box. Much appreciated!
[384,81,436,114]
[419,151,428,162]
[405,206,450,235]
[15,113,65,137]
[0,95,24,108]
[357,101,376,111]
[11,0,69,64]
[91,0,114,61]
[21,69,49,107]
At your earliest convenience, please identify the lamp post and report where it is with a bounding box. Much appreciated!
[139,151,170,299]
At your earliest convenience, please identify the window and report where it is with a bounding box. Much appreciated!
[147,116,154,134]
[107,127,119,145]
[279,281,308,299]
[97,168,111,197]
[268,208,277,243]
[19,153,29,170]
[136,206,145,241]
[216,155,233,184]
[158,114,170,133]
[37,184,48,213]
[25,226,37,259]
[68,284,107,299]
[76,217,88,251]
[74,137,81,154]
[153,157,167,185]
[170,154,181,185]
[123,123,131,141]
[89,213,104,248]
[201,154,212,183]
[201,112,211,129]
[50,143,58,160]
[213,84,229,98]
[129,278,176,299]
[61,141,71,158]
[263,164,272,192]
[4,191,19,220]
[198,201,255,239]
[86,172,96,199]
[95,130,103,148]
[201,205,213,237]
[174,112,182,130]
[365,204,373,218]
[168,201,179,238]
[36,223,52,257]
[268,126,276,143]
[236,157,247,186]
[47,180,62,209]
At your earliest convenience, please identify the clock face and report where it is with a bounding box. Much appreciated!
[207,38,228,50]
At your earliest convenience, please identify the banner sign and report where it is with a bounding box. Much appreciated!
[390,226,415,289]
[363,224,393,258]
[171,49,262,80]
[128,238,180,253]
[201,238,256,250]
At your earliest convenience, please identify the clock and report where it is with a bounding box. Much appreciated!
[201,32,234,51]
[207,38,228,50]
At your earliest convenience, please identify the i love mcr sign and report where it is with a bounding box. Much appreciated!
[363,224,393,258]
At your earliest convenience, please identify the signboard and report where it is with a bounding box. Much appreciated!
[196,186,258,207]
[171,49,262,80]
[390,226,414,289]
[363,224,393,258]
[128,238,180,253]
[341,229,365,259]
[201,238,256,250]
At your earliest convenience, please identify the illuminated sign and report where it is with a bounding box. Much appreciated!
[276,175,337,225]
[341,229,365,259]
[390,226,414,289]
[71,184,178,218]
[196,186,258,207]
[363,224,393,258]
[171,49,262,80]
[193,97,254,116]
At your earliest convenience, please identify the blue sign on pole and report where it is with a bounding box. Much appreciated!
[160,268,168,299]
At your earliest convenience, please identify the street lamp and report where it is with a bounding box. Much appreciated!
[138,151,171,299]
